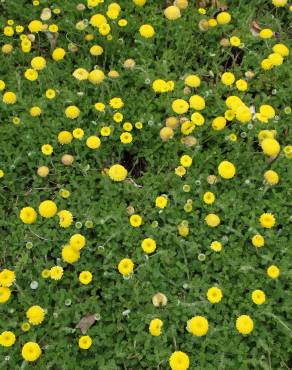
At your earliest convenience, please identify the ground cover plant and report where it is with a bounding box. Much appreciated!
[0,0,292,369]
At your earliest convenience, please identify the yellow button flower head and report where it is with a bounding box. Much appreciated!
[188,316,208,336]
[62,245,80,264]
[88,69,105,84]
[79,271,93,285]
[210,241,222,252]
[129,214,142,227]
[108,164,128,182]
[31,56,46,70]
[216,11,231,24]
[133,0,147,6]
[174,0,188,9]
[149,318,163,336]
[0,331,16,347]
[79,336,93,349]
[272,43,289,57]
[259,213,276,228]
[268,52,283,66]
[58,209,73,228]
[261,138,280,157]
[118,258,134,276]
[0,269,15,287]
[3,91,17,104]
[28,20,43,33]
[267,265,280,279]
[52,48,66,61]
[212,116,226,130]
[164,6,181,20]
[272,0,287,7]
[180,154,192,167]
[0,287,11,303]
[20,207,37,224]
[189,95,205,110]
[169,351,190,370]
[207,287,223,303]
[72,68,88,81]
[236,315,254,335]
[26,305,45,325]
[218,160,236,179]
[38,200,57,218]
[50,266,63,280]
[22,342,42,361]
[65,105,80,119]
[139,24,155,38]
[205,213,220,227]
[185,74,200,88]
[86,136,101,149]
[141,238,156,254]
[203,192,215,204]
[221,72,235,86]
[155,195,168,208]
[251,234,264,248]
[260,28,273,39]
[251,289,266,305]
[70,234,86,250]
[90,13,107,27]
[264,170,279,185]
[172,99,189,114]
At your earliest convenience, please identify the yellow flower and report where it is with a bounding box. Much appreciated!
[212,116,226,131]
[31,56,46,70]
[62,245,80,264]
[216,12,231,24]
[94,102,105,111]
[118,258,134,276]
[283,145,292,158]
[88,69,105,84]
[0,169,4,178]
[189,95,205,110]
[86,136,101,149]
[169,351,190,370]
[90,13,107,28]
[133,0,147,5]
[108,164,127,181]
[172,99,189,114]
[268,52,283,66]
[78,336,92,349]
[230,36,241,47]
[205,213,220,227]
[236,315,254,335]
[272,43,289,57]
[26,305,45,325]
[210,241,222,252]
[52,48,66,61]
[28,20,42,32]
[72,68,88,81]
[259,28,273,39]
[251,234,264,248]
[221,72,235,86]
[261,58,273,70]
[261,138,280,157]
[38,200,57,218]
[113,112,123,122]
[141,238,156,254]
[58,210,73,228]
[0,331,16,347]
[259,213,276,228]
[70,234,86,250]
[0,269,15,287]
[251,289,266,305]
[3,91,17,104]
[203,192,215,204]
[191,112,204,126]
[264,170,279,185]
[41,269,50,279]
[155,196,168,209]
[185,74,200,88]
[22,342,42,362]
[267,265,280,279]
[139,24,155,38]
[236,79,248,91]
[90,45,103,56]
[164,6,181,20]
[50,266,63,280]
[218,160,236,179]
[20,207,37,224]
[149,319,163,336]
[79,271,93,285]
[41,144,53,155]
[272,0,287,6]
[260,105,275,119]
[129,214,142,227]
[0,287,11,303]
[110,97,124,109]
[207,287,223,303]
[30,106,42,116]
[72,128,84,139]
[24,68,38,81]
[120,132,133,144]
[175,166,186,177]
[65,106,80,119]
[188,316,208,336]
[180,155,192,167]
[45,89,56,99]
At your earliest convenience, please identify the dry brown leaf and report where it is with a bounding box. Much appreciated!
[76,314,96,334]
[250,21,262,36]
